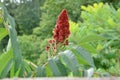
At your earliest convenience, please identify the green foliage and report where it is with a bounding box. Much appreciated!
[13,1,40,34]
[18,35,41,64]
[4,0,42,35]
[69,21,105,54]
[80,2,120,50]
[79,2,120,76]
[68,2,120,76]
[35,0,104,39]
[37,49,94,77]
[18,34,50,65]
[81,3,117,30]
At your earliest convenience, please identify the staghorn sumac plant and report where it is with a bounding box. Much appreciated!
[36,9,95,77]
[0,5,95,77]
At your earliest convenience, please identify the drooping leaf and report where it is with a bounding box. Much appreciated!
[2,4,23,73]
[59,50,80,76]
[48,58,61,76]
[72,46,95,67]
[8,25,22,72]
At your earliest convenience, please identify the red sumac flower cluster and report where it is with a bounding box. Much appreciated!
[46,9,70,52]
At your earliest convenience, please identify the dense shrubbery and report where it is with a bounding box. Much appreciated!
[18,35,41,64]
[69,2,120,76]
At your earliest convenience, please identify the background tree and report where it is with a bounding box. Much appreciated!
[0,0,44,64]
[3,0,44,35]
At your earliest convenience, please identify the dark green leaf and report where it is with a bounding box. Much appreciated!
[8,25,22,72]
[36,65,46,77]
[72,46,95,67]
[59,50,80,76]
[48,58,61,76]
[54,57,67,76]
[2,4,23,73]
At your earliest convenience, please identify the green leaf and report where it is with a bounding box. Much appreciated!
[0,28,8,41]
[59,50,80,76]
[24,59,37,70]
[8,25,22,72]
[48,58,61,76]
[45,65,53,77]
[80,43,97,54]
[23,59,37,77]
[0,49,13,77]
[10,63,15,78]
[7,15,16,28]
[72,46,95,67]
[54,57,67,76]
[36,65,46,77]
[14,65,22,77]
[1,4,9,20]
[24,61,32,72]
[79,34,105,44]
[24,65,32,77]
[0,59,13,78]
[1,4,15,29]
[10,62,24,77]
[2,4,22,73]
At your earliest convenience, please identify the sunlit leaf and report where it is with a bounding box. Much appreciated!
[0,49,13,77]
[0,28,8,41]
[79,34,105,44]
[0,59,13,78]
